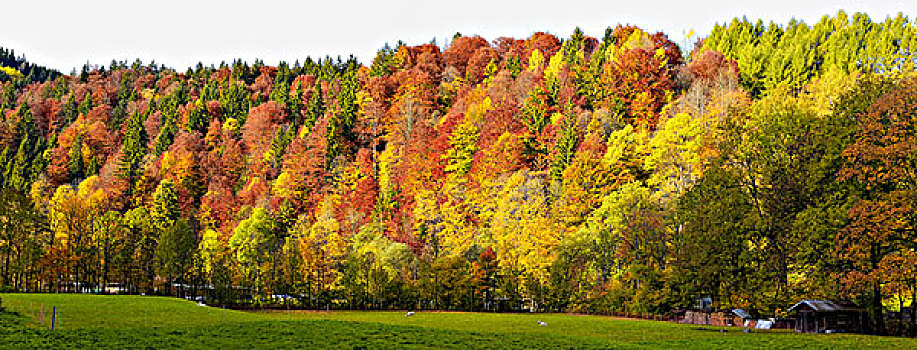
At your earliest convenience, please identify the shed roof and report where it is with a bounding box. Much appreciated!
[732,309,753,319]
[788,300,864,313]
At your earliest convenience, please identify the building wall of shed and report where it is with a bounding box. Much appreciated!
[710,313,742,327]
[680,310,710,325]
[796,311,864,333]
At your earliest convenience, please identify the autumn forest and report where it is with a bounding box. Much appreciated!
[2,10,917,336]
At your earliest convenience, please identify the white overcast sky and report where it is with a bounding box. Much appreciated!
[1,0,914,72]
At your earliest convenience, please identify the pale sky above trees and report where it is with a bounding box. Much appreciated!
[1,0,913,72]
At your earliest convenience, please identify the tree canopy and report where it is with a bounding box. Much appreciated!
[1,10,916,335]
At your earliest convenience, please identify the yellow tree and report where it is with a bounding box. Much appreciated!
[491,171,557,287]
[228,207,273,295]
[49,176,105,292]
[644,112,705,202]
[92,211,124,294]
[291,198,349,303]
[557,115,630,228]
[437,96,489,257]
[576,182,667,295]
[467,132,526,224]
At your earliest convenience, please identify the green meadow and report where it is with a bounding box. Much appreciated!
[2,294,915,349]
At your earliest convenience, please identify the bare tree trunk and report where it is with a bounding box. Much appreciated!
[3,248,10,287]
[872,281,886,335]
[911,285,916,335]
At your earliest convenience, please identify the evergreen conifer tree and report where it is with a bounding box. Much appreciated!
[68,134,84,180]
[118,109,148,196]
[79,92,93,116]
[304,82,324,132]
[61,93,79,127]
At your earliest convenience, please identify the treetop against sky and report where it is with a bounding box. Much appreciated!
[0,1,914,71]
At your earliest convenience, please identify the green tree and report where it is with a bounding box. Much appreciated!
[304,82,325,134]
[269,70,290,105]
[369,44,397,77]
[110,76,135,131]
[118,110,148,198]
[124,207,156,294]
[229,208,274,295]
[5,103,46,191]
[153,88,183,155]
[156,218,197,297]
[0,188,48,290]
[78,93,93,116]
[549,110,580,181]
[673,167,754,309]
[150,180,180,233]
[325,73,359,169]
[265,126,293,170]
[220,81,250,125]
[288,81,305,126]
[186,99,207,133]
[68,134,85,180]
[61,93,79,127]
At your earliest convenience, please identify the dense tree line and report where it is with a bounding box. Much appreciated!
[1,10,916,335]
[0,47,60,84]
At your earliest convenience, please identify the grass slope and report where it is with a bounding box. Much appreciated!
[267,311,917,349]
[2,294,916,349]
[2,293,266,329]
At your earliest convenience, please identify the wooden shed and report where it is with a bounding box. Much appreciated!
[711,309,755,327]
[678,309,711,325]
[788,300,866,333]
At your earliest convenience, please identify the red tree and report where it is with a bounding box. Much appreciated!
[443,36,490,77]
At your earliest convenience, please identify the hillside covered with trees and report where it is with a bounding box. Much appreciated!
[1,10,916,335]
[0,47,60,84]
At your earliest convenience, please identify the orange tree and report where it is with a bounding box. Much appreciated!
[839,77,917,334]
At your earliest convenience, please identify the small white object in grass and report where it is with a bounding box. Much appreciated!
[198,302,207,307]
[406,311,415,316]
[538,321,547,326]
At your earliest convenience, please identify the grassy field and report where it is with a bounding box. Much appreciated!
[1,293,266,329]
[2,294,916,349]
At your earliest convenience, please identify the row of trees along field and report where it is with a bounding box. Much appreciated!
[1,10,917,335]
